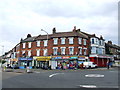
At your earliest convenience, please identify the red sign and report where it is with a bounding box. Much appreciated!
[62,56,70,59]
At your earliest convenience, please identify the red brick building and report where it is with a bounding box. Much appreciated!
[16,27,90,69]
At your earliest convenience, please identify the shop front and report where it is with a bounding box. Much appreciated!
[51,56,78,69]
[10,58,18,67]
[78,56,89,69]
[33,56,51,69]
[18,57,33,69]
[89,54,114,67]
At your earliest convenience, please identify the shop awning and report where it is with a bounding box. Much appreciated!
[34,56,51,61]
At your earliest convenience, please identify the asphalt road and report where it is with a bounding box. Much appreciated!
[2,68,119,88]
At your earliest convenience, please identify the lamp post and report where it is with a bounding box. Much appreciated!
[41,29,48,41]
[41,29,49,69]
[0,45,4,68]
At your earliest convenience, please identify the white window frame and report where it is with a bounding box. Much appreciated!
[69,47,74,55]
[36,41,40,47]
[91,38,94,44]
[78,38,82,44]
[28,42,32,48]
[53,47,58,55]
[68,37,74,44]
[61,38,65,44]
[43,49,47,56]
[53,38,58,45]
[22,50,25,55]
[44,40,48,46]
[28,50,31,57]
[23,43,26,48]
[83,48,87,55]
[61,47,66,55]
[83,39,86,45]
[78,47,82,55]
[36,49,40,56]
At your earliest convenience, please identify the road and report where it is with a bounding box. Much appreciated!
[2,67,119,89]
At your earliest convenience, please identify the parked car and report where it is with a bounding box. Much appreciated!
[11,64,19,69]
[83,61,97,69]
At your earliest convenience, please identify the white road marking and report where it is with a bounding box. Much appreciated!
[79,85,119,88]
[79,85,97,88]
[34,71,40,73]
[49,73,64,78]
[85,74,104,77]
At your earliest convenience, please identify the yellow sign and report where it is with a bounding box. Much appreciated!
[10,58,18,61]
[35,56,51,61]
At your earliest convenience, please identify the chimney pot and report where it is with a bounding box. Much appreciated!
[53,27,56,34]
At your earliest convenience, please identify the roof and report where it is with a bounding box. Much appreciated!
[35,31,89,40]
[22,36,37,42]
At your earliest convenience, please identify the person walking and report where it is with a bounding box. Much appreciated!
[107,60,110,69]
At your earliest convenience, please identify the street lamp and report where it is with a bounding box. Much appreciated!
[41,29,49,69]
[0,45,4,68]
[41,29,48,41]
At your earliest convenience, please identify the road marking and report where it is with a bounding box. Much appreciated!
[34,71,40,73]
[79,85,119,88]
[79,85,97,88]
[49,73,64,78]
[85,74,104,77]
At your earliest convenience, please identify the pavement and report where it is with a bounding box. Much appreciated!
[2,67,118,74]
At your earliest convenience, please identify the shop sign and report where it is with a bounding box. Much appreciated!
[36,56,51,61]
[62,56,70,59]
[54,57,62,59]
[18,57,33,60]
[78,57,85,60]
[70,57,78,59]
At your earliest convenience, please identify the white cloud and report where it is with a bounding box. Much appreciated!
[0,0,119,53]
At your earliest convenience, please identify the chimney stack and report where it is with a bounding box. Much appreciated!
[73,26,76,32]
[53,27,56,34]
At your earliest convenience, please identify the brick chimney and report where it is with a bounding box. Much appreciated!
[27,34,32,38]
[108,41,112,45]
[73,26,76,32]
[53,27,56,34]
[77,29,80,32]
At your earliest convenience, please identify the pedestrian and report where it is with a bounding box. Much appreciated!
[107,60,110,69]
[80,63,84,69]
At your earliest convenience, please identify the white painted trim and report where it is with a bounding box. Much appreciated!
[53,47,58,49]
[60,47,66,49]
[69,47,74,48]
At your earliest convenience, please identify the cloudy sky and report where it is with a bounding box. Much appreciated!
[0,0,119,55]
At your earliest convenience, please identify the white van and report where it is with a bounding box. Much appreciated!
[83,62,97,69]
